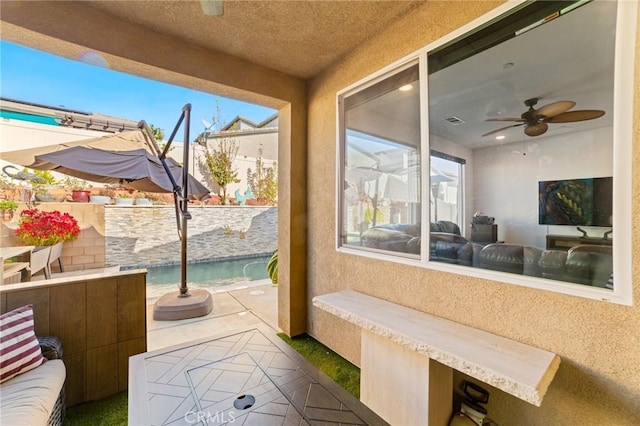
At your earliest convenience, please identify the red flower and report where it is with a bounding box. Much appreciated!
[15,209,80,246]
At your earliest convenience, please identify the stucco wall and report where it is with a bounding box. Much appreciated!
[307,2,640,425]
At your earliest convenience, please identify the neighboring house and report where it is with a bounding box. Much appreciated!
[0,97,139,149]
[0,98,138,136]
[2,2,639,425]
[195,114,278,200]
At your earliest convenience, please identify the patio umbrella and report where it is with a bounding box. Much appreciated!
[0,130,151,166]
[31,146,210,199]
[0,129,209,199]
[3,108,214,320]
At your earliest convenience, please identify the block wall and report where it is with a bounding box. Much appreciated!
[1,202,106,272]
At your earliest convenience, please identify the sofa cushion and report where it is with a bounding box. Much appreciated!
[430,221,461,235]
[477,244,526,274]
[361,227,414,251]
[0,359,65,426]
[538,250,568,281]
[1,305,46,383]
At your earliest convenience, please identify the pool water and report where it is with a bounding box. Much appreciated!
[145,256,271,296]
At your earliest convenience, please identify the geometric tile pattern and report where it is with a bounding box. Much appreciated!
[142,328,378,425]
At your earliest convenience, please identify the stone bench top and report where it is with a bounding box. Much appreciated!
[312,290,560,406]
[0,269,147,292]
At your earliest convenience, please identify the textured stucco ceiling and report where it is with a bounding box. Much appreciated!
[83,0,424,80]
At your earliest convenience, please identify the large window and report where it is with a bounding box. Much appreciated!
[339,63,421,256]
[337,0,634,305]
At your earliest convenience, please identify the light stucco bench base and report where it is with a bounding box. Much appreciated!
[313,290,561,425]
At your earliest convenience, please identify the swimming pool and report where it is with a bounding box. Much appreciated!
[145,255,271,297]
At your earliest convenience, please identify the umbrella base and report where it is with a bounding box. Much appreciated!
[153,289,213,321]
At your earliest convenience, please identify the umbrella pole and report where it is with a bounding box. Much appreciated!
[179,106,190,296]
[142,105,213,320]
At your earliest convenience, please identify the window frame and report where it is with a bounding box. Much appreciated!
[335,0,635,305]
[336,59,423,260]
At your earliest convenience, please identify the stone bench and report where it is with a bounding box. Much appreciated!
[313,290,560,425]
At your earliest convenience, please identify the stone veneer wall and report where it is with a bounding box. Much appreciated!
[105,205,278,268]
[1,202,106,272]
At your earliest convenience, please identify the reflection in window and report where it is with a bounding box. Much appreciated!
[430,152,464,226]
[340,64,421,255]
[427,0,617,289]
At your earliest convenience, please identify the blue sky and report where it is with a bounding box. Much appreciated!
[0,40,276,142]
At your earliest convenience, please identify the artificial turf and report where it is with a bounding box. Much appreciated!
[64,391,128,425]
[276,333,361,398]
[63,333,360,424]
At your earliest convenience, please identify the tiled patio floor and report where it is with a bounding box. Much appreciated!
[45,270,386,424]
[129,281,387,425]
[146,280,278,351]
[130,326,387,425]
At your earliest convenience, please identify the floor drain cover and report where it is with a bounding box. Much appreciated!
[233,394,255,410]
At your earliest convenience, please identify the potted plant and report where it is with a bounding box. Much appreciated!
[114,192,134,205]
[15,209,81,277]
[91,187,115,204]
[0,174,19,201]
[63,177,92,202]
[29,170,65,202]
[134,191,152,205]
[15,208,80,246]
[267,250,278,285]
[0,199,18,221]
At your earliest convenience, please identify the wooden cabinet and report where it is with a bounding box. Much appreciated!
[546,235,612,251]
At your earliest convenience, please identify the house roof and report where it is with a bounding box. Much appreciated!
[221,113,279,132]
[197,113,278,144]
[0,97,139,133]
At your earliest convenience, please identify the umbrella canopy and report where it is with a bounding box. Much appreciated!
[34,146,210,199]
[0,130,151,167]
[0,130,210,200]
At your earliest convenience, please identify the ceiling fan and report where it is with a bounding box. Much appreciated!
[482,98,605,138]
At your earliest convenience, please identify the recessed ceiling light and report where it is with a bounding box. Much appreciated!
[496,135,506,140]
[399,84,413,92]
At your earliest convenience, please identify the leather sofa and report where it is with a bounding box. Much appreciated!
[361,221,461,255]
[361,222,613,287]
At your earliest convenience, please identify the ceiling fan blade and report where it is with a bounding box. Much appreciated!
[525,122,548,137]
[546,110,605,123]
[535,101,575,118]
[200,0,223,16]
[485,118,525,122]
[482,123,524,137]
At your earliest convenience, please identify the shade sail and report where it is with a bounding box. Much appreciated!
[33,146,210,199]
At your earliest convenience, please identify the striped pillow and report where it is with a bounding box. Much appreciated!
[0,305,46,383]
